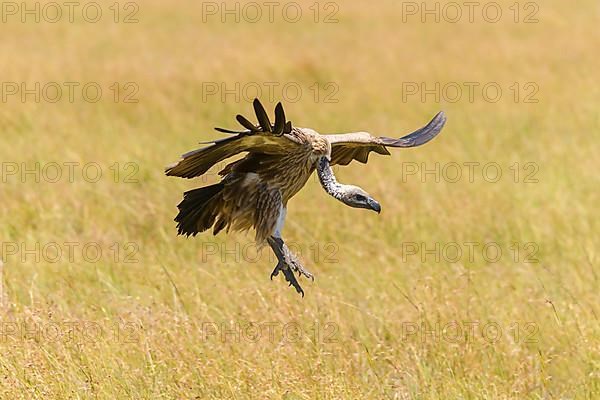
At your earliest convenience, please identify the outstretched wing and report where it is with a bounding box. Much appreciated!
[166,99,298,179]
[324,111,446,166]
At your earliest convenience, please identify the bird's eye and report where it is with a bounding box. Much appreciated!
[355,194,366,201]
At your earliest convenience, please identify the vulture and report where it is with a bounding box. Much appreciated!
[166,99,446,295]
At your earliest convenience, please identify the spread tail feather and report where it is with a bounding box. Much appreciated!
[175,183,224,236]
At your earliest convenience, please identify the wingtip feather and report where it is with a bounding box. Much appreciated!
[253,98,272,132]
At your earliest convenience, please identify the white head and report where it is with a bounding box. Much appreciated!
[336,184,381,213]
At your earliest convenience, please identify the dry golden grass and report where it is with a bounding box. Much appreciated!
[0,0,599,398]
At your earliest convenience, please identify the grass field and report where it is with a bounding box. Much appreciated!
[0,0,599,398]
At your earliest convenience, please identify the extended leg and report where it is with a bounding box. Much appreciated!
[267,236,314,297]
[267,206,313,296]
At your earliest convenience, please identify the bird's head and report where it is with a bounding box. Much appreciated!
[338,185,381,213]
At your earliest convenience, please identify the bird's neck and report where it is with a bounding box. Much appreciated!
[317,157,345,200]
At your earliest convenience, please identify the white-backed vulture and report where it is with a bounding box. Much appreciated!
[166,99,446,295]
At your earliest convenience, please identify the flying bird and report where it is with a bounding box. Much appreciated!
[166,99,446,295]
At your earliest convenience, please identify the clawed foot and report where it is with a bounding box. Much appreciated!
[267,237,314,296]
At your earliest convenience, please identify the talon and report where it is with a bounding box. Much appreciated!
[270,263,281,280]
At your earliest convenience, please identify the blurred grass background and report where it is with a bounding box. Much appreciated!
[0,0,599,398]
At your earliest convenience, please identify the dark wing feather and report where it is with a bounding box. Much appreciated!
[236,114,259,132]
[379,111,446,147]
[214,127,249,134]
[325,111,446,166]
[253,98,272,132]
[273,102,285,135]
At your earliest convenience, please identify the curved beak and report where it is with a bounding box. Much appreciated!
[367,198,381,214]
